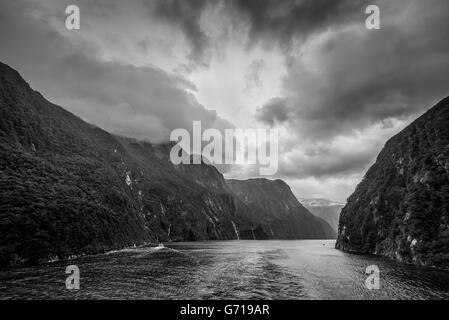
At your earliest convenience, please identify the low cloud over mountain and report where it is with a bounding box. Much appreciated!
[2,0,449,201]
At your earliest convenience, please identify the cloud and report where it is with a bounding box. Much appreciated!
[289,175,363,203]
[144,0,449,140]
[3,0,449,202]
[0,0,232,142]
[278,0,449,142]
[244,59,266,91]
[255,97,289,126]
[146,0,368,67]
[278,118,409,179]
[145,0,449,199]
[229,0,364,50]
[246,0,449,195]
[149,0,213,67]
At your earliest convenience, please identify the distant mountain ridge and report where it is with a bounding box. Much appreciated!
[336,97,449,268]
[301,198,345,207]
[301,198,344,234]
[228,179,336,239]
[0,61,334,267]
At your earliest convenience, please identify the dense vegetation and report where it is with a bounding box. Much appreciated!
[336,97,449,268]
[0,62,334,267]
[228,179,336,239]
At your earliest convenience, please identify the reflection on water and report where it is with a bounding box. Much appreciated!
[1,240,449,299]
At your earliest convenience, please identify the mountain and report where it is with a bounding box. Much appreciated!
[0,61,245,266]
[228,179,336,239]
[301,198,344,235]
[0,61,333,267]
[336,97,449,268]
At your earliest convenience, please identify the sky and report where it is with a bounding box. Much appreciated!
[1,0,449,202]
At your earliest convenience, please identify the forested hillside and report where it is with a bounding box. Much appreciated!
[0,62,334,267]
[336,97,449,268]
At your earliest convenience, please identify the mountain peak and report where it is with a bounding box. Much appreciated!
[300,198,345,207]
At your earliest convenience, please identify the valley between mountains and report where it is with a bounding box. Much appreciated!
[0,62,334,267]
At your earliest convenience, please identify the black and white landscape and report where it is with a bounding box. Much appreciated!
[1,0,449,300]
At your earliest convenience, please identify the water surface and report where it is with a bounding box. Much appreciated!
[1,240,449,299]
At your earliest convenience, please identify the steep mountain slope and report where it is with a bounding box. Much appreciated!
[0,62,334,266]
[227,179,336,239]
[301,198,344,234]
[336,97,449,267]
[0,62,249,266]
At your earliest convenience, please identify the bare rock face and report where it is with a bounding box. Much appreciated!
[0,62,334,266]
[336,97,449,268]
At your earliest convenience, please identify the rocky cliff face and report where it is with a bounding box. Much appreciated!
[228,179,336,239]
[0,62,334,266]
[301,198,344,234]
[336,97,449,268]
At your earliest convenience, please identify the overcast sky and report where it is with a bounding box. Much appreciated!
[1,0,449,202]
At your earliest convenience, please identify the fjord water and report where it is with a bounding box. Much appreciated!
[1,240,449,299]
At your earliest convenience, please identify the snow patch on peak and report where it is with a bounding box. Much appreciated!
[300,198,345,207]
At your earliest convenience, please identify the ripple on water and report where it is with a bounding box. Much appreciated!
[1,240,449,299]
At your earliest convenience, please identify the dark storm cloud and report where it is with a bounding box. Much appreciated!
[147,0,367,65]
[244,0,449,180]
[150,0,213,66]
[281,0,449,142]
[147,0,449,142]
[144,0,449,182]
[229,0,364,50]
[255,97,289,126]
[0,0,232,142]
[2,0,449,195]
